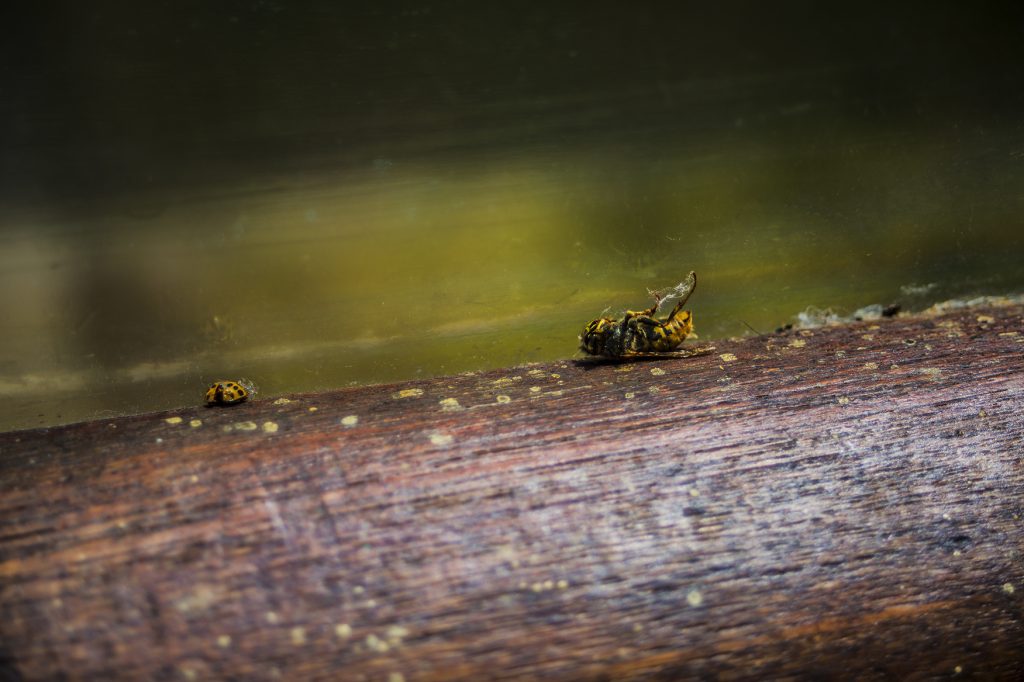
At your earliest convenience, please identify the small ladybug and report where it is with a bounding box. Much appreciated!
[205,380,250,406]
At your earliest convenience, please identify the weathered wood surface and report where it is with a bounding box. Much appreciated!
[1,303,1023,681]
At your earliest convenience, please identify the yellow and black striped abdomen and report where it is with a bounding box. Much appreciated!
[638,309,693,352]
[664,309,693,345]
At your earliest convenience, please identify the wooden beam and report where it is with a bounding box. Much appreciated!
[2,302,1023,680]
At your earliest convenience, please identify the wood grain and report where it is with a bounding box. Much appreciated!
[2,303,1023,680]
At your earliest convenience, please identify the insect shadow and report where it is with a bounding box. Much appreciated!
[571,346,717,370]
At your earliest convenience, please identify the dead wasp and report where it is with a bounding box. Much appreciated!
[579,271,699,358]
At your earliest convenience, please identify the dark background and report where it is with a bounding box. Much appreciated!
[4,2,1024,213]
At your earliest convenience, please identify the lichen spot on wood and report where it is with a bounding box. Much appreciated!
[174,585,219,614]
[386,625,410,645]
[341,415,359,427]
[165,416,183,425]
[1004,583,1016,595]
[189,418,202,428]
[393,388,424,399]
[234,421,258,431]
[863,362,879,370]
[719,353,737,362]
[788,339,807,348]
[495,394,511,404]
[217,635,231,648]
[335,623,352,639]
[389,673,406,682]
[920,367,943,381]
[439,397,463,412]
[625,391,635,399]
[686,588,704,607]
[650,367,665,376]
[429,432,454,446]
[366,633,389,652]
[273,398,294,405]
[290,627,306,645]
[262,421,279,433]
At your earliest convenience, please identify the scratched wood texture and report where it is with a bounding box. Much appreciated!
[1,303,1023,681]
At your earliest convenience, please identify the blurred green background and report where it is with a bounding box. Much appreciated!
[2,3,1024,431]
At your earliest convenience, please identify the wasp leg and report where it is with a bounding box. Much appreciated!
[640,299,660,318]
[615,310,641,336]
[665,298,695,329]
[625,291,663,321]
[673,272,697,310]
[626,315,666,339]
[629,315,662,326]
[620,307,666,329]
[663,300,680,319]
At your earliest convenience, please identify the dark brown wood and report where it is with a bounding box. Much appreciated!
[2,303,1023,681]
